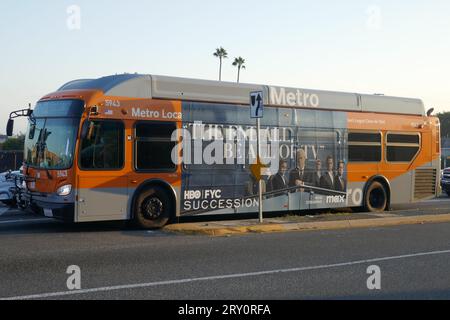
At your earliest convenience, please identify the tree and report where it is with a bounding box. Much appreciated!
[437,112,450,138]
[213,47,228,81]
[1,135,25,151]
[232,57,246,83]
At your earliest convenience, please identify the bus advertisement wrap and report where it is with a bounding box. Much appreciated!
[180,102,348,216]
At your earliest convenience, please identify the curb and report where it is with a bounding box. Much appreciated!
[164,214,450,236]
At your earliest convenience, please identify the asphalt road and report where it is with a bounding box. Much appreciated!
[0,198,450,300]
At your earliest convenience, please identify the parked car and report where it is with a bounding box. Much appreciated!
[441,168,450,196]
[0,168,27,209]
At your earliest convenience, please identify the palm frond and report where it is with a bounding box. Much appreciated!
[232,57,246,68]
[214,47,228,58]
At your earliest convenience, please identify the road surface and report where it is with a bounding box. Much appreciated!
[0,198,450,300]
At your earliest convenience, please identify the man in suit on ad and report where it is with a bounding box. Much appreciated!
[289,149,312,190]
[334,160,347,192]
[269,160,289,194]
[311,159,322,188]
[320,155,335,190]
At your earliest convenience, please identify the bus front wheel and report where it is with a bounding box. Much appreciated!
[364,181,388,213]
[133,187,173,229]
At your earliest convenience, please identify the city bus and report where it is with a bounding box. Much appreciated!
[6,74,441,229]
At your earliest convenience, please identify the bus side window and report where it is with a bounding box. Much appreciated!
[80,121,124,170]
[348,132,382,163]
[386,133,421,162]
[135,122,177,172]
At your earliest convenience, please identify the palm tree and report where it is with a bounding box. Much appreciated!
[232,57,246,83]
[213,47,228,81]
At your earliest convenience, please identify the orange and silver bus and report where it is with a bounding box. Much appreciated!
[6,74,441,228]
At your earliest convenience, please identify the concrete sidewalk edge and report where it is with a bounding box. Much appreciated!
[165,214,450,236]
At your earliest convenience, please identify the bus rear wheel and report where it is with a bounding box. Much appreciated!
[364,181,388,213]
[133,187,173,229]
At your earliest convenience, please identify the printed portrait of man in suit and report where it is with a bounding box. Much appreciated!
[310,158,322,188]
[334,160,347,192]
[269,160,289,194]
[289,149,312,191]
[320,155,335,190]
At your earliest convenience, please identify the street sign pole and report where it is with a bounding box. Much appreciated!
[250,91,265,224]
[257,117,264,224]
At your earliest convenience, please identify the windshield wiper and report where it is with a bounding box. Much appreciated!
[44,168,53,180]
[33,128,54,180]
[41,129,54,180]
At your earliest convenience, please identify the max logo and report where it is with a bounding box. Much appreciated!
[326,195,346,204]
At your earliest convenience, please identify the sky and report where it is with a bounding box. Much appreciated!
[1,0,450,133]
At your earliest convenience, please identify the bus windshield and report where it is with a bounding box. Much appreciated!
[24,100,84,170]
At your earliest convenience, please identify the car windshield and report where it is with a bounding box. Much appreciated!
[24,100,84,170]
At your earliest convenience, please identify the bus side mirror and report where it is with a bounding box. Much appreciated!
[29,124,36,140]
[6,119,14,137]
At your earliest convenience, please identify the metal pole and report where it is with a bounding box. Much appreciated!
[257,118,263,224]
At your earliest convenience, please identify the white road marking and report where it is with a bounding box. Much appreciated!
[2,249,450,300]
[0,218,50,225]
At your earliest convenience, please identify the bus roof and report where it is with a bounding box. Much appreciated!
[58,74,426,116]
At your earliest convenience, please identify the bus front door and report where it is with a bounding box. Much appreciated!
[76,120,128,222]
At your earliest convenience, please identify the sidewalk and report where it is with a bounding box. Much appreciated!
[165,209,450,236]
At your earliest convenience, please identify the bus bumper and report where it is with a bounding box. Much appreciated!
[24,192,75,222]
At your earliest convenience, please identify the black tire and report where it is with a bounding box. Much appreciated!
[133,187,173,229]
[364,181,388,213]
[446,191,450,197]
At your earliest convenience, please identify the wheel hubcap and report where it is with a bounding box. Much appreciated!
[142,197,164,220]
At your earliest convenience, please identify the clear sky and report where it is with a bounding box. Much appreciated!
[1,0,450,133]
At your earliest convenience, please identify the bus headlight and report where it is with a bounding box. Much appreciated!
[57,185,72,196]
